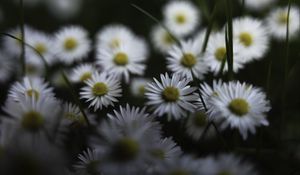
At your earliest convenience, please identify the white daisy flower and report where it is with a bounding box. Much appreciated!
[204,32,244,75]
[186,111,215,141]
[24,60,46,77]
[8,76,54,101]
[163,1,200,37]
[69,63,96,83]
[210,81,271,139]
[130,78,151,97]
[96,41,147,83]
[266,6,300,40]
[62,102,85,124]
[233,17,270,63]
[167,40,208,80]
[54,26,91,64]
[242,0,277,11]
[151,25,177,54]
[73,148,102,175]
[145,73,199,120]
[45,0,82,20]
[25,30,56,65]
[0,51,14,83]
[80,72,122,111]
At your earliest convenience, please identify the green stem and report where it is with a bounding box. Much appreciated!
[19,0,26,76]
[197,0,210,22]
[225,0,234,81]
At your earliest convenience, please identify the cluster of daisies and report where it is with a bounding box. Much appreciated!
[0,0,299,174]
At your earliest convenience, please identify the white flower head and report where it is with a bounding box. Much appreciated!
[73,148,102,175]
[80,72,122,111]
[151,25,177,54]
[145,73,199,120]
[242,0,277,11]
[45,0,82,20]
[0,51,14,83]
[163,1,200,37]
[130,78,151,97]
[266,5,300,40]
[233,17,270,63]
[210,81,271,139]
[167,40,209,80]
[54,26,91,64]
[69,63,96,83]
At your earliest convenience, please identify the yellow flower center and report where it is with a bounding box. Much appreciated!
[26,89,40,99]
[92,82,108,96]
[138,85,146,96]
[113,138,140,162]
[64,37,78,51]
[79,72,92,82]
[113,52,129,66]
[228,98,250,116]
[175,13,186,24]
[181,53,197,68]
[278,12,289,25]
[193,112,207,127]
[239,32,253,47]
[22,111,44,132]
[163,32,175,45]
[214,47,227,62]
[35,43,47,54]
[162,86,180,102]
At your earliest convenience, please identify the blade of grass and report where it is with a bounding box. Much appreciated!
[19,0,26,76]
[225,0,234,81]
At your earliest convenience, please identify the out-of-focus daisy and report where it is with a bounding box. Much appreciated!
[54,26,91,65]
[0,51,14,83]
[242,0,277,11]
[80,72,122,111]
[210,81,271,139]
[186,111,215,141]
[130,78,151,98]
[25,30,56,65]
[45,0,82,20]
[167,40,208,80]
[145,73,198,120]
[73,148,102,175]
[151,25,177,54]
[9,76,54,101]
[62,102,85,125]
[266,6,300,40]
[97,41,147,83]
[163,1,200,37]
[233,17,269,63]
[205,32,243,75]
[69,63,96,83]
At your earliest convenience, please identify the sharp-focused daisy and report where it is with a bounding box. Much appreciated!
[209,81,271,139]
[167,40,208,80]
[25,30,56,65]
[130,78,151,98]
[266,6,300,40]
[73,148,102,175]
[204,32,243,75]
[69,63,96,83]
[90,105,161,175]
[96,41,147,83]
[233,17,270,63]
[186,111,215,141]
[242,0,277,11]
[163,1,200,37]
[9,76,54,101]
[145,73,199,120]
[80,72,122,111]
[54,26,91,64]
[151,25,177,54]
[0,51,14,83]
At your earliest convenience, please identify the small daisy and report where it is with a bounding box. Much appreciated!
[167,40,208,80]
[242,0,277,11]
[204,32,244,75]
[210,81,271,139]
[0,51,14,83]
[80,72,122,111]
[73,148,102,175]
[266,6,300,40]
[130,78,151,98]
[163,1,200,37]
[54,26,91,64]
[62,102,85,125]
[145,73,199,120]
[69,63,96,83]
[97,41,147,83]
[151,25,177,54]
[233,17,270,63]
[9,76,54,101]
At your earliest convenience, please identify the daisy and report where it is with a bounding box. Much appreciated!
[54,26,91,64]
[73,148,102,175]
[80,72,122,111]
[45,0,82,20]
[0,51,14,83]
[204,32,244,75]
[166,40,208,80]
[130,78,151,98]
[62,102,85,125]
[96,40,147,83]
[163,1,200,37]
[8,76,54,101]
[242,0,277,11]
[233,17,270,63]
[145,73,199,120]
[210,81,271,139]
[151,25,177,54]
[69,63,96,83]
[266,6,300,40]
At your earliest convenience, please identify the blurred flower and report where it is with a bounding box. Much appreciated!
[69,63,96,83]
[45,0,82,20]
[242,0,277,11]
[0,51,15,83]
[151,25,177,54]
[73,149,102,175]
[130,78,150,98]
